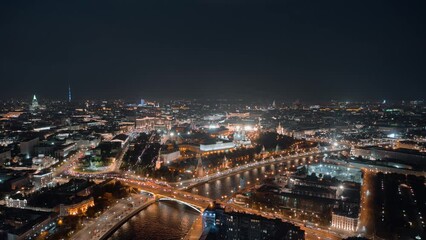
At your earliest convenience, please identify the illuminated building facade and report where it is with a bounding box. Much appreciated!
[54,143,77,158]
[308,163,362,183]
[59,197,95,216]
[160,150,181,164]
[32,170,53,189]
[135,117,171,132]
[200,141,235,153]
[331,201,359,232]
[5,197,27,208]
[331,212,358,232]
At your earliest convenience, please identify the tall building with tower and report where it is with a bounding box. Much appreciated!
[68,84,72,102]
[155,149,163,170]
[196,154,204,177]
[276,122,284,135]
[222,155,230,169]
[30,95,39,111]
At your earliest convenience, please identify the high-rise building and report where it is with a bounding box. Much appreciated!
[30,94,39,111]
[68,84,72,102]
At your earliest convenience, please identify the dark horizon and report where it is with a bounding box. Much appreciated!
[1,0,425,101]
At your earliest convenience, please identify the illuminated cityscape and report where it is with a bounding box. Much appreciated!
[1,1,425,240]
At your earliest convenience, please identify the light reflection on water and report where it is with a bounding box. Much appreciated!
[189,158,312,200]
[109,201,199,240]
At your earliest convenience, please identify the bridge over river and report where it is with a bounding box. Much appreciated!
[69,147,349,240]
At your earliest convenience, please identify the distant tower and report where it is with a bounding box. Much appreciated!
[30,94,39,111]
[260,145,266,159]
[222,155,230,169]
[272,100,276,109]
[155,149,163,170]
[276,122,284,135]
[68,84,72,102]
[275,144,280,153]
[196,154,204,177]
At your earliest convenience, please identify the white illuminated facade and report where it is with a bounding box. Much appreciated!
[160,150,181,164]
[331,212,358,232]
[203,114,225,121]
[33,171,54,189]
[308,164,362,183]
[200,141,235,152]
[226,124,258,132]
[136,117,171,132]
[6,197,27,208]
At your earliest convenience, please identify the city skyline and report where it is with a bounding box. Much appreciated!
[1,1,426,240]
[3,92,424,106]
[1,96,425,240]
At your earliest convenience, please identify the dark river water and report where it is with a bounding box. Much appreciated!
[109,201,199,240]
[189,156,314,200]
[110,156,317,239]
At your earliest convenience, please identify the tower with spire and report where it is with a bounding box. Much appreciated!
[276,122,284,135]
[155,149,163,170]
[260,145,268,159]
[30,95,39,112]
[68,84,72,102]
[195,154,204,177]
[222,155,230,169]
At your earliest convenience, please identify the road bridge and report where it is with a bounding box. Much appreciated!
[120,178,213,212]
[174,148,349,190]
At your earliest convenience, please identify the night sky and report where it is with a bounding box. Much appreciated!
[1,0,425,101]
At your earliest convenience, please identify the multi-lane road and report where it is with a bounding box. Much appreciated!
[358,170,376,238]
[51,148,85,177]
[71,194,154,240]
